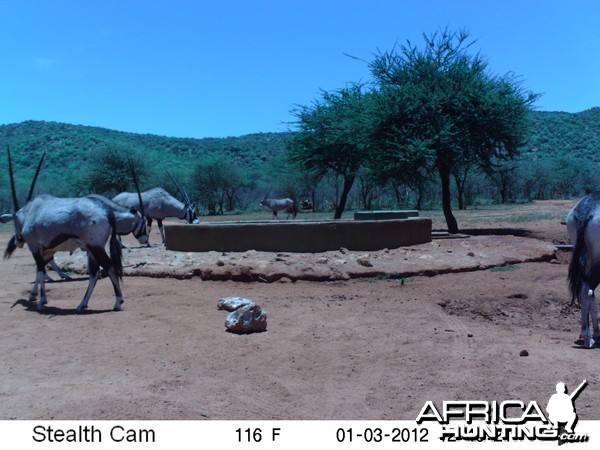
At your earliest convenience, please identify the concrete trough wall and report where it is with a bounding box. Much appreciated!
[164,218,432,253]
[354,210,419,220]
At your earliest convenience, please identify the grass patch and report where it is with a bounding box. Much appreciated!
[489,264,520,272]
[367,273,413,283]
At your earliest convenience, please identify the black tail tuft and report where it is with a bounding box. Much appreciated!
[568,215,592,306]
[3,235,18,260]
[108,211,123,279]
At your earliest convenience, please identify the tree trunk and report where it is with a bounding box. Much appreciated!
[334,175,355,219]
[439,167,459,233]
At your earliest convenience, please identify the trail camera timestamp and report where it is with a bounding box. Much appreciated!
[336,427,429,443]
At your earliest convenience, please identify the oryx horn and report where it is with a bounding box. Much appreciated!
[128,158,145,217]
[7,146,19,212]
[167,171,191,205]
[26,151,46,202]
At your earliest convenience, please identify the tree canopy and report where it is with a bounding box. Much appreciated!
[370,28,538,232]
[289,84,377,218]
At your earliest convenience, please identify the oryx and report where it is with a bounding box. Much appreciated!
[566,192,600,348]
[260,195,298,219]
[113,186,198,244]
[1,149,125,312]
[41,193,149,281]
[28,160,148,283]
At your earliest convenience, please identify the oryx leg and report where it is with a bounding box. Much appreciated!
[157,219,165,243]
[48,259,72,280]
[94,246,124,311]
[117,235,127,249]
[31,253,48,309]
[146,217,153,242]
[76,248,123,312]
[578,283,600,348]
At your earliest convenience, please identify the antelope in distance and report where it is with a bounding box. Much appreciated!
[260,195,298,219]
[1,149,125,312]
[113,185,198,245]
[566,192,600,348]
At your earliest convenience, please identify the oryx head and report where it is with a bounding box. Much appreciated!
[168,172,199,224]
[259,189,272,207]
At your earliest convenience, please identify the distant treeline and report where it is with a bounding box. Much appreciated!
[1,107,599,215]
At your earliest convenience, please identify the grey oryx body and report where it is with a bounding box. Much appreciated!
[3,195,125,312]
[260,197,298,219]
[112,187,198,244]
[86,194,148,242]
[44,194,149,281]
[566,192,600,348]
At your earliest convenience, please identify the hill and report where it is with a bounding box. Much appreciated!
[0,108,599,207]
[524,107,600,161]
[0,120,293,199]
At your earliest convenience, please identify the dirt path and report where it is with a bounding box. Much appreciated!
[1,200,598,420]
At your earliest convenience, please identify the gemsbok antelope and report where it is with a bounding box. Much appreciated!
[1,148,125,312]
[113,186,198,244]
[41,193,149,283]
[566,192,600,348]
[260,195,298,219]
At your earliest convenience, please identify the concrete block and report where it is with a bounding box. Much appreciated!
[164,218,432,253]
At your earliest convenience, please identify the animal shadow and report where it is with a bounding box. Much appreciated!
[12,298,115,315]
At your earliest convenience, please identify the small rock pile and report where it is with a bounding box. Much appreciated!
[217,297,267,334]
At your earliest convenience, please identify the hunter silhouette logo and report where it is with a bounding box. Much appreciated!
[546,380,588,442]
[416,380,590,443]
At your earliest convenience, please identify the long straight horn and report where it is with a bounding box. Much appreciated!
[168,171,190,204]
[180,184,192,205]
[128,158,145,217]
[7,146,19,212]
[26,151,46,202]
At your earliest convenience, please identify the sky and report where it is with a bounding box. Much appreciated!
[1,0,598,139]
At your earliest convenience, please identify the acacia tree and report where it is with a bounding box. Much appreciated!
[289,84,376,219]
[85,144,148,195]
[370,28,538,233]
[191,156,244,215]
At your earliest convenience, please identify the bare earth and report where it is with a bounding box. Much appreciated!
[1,200,599,421]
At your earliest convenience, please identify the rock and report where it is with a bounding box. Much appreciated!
[225,304,267,333]
[357,256,373,267]
[519,350,529,357]
[217,297,254,311]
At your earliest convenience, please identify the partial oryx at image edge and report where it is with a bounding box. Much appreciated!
[566,192,600,348]
[260,193,298,219]
[1,148,126,312]
[112,178,198,244]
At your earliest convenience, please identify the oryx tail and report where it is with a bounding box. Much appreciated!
[4,235,19,260]
[568,215,591,306]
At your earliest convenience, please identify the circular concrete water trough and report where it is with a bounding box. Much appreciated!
[354,210,419,220]
[164,218,432,253]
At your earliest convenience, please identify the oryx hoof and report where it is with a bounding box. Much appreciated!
[113,299,124,311]
[76,305,87,313]
[36,301,46,311]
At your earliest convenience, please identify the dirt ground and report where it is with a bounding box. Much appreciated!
[1,199,599,421]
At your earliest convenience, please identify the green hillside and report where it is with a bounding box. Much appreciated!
[524,108,600,161]
[1,107,599,211]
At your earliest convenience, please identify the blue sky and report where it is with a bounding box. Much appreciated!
[1,0,598,139]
